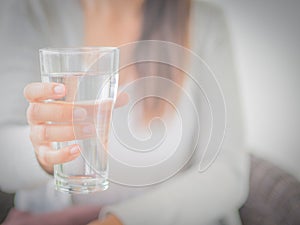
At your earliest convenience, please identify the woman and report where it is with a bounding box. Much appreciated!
[0,0,249,224]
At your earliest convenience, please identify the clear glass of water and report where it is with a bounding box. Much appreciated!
[39,47,119,193]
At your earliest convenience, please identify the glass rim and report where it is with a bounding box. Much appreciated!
[39,46,119,54]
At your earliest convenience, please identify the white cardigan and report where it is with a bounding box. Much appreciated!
[0,1,249,225]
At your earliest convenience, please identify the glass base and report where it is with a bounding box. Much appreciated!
[55,175,109,194]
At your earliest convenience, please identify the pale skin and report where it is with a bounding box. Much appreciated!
[23,0,144,224]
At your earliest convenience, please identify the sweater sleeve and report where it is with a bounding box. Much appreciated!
[0,0,52,192]
[0,0,82,193]
[98,2,249,225]
[0,126,52,192]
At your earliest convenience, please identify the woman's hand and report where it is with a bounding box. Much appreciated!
[24,82,128,174]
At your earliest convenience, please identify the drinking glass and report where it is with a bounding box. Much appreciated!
[39,47,119,193]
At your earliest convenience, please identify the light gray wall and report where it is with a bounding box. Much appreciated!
[205,0,300,179]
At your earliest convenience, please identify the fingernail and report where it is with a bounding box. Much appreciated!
[70,145,80,155]
[53,84,65,94]
[73,107,87,120]
[83,124,94,134]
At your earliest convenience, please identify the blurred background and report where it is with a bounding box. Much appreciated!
[208,0,300,180]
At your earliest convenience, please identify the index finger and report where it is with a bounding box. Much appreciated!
[24,82,65,102]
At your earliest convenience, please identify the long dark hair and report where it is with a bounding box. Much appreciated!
[137,0,191,121]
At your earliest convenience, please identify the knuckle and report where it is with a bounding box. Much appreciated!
[23,84,30,99]
[32,103,41,116]
[31,125,47,144]
[26,105,32,122]
[27,103,40,121]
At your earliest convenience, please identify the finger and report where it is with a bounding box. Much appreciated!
[24,82,65,102]
[30,124,96,144]
[38,144,81,166]
[115,91,129,108]
[27,102,87,124]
